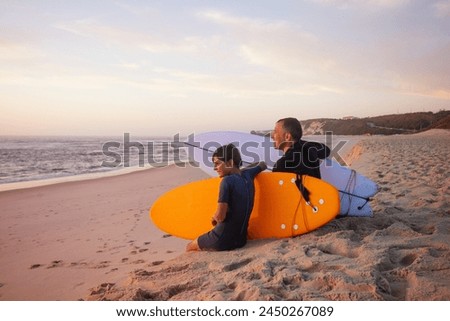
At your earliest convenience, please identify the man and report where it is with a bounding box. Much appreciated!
[271,117,330,178]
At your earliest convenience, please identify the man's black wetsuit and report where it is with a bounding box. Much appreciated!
[272,140,330,178]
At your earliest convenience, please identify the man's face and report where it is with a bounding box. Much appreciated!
[271,121,290,151]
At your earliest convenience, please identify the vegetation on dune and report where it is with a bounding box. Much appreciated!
[252,110,450,136]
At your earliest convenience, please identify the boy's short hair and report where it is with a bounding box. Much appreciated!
[213,144,242,168]
[277,117,303,141]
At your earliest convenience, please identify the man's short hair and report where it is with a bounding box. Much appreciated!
[277,117,303,141]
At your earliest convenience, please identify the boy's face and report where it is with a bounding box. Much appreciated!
[212,156,233,178]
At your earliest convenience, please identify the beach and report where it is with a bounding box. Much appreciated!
[0,164,208,300]
[1,130,449,301]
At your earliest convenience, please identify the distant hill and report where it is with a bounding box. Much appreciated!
[252,110,450,136]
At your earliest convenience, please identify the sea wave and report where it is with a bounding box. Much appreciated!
[0,135,188,186]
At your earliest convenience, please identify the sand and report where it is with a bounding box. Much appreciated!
[1,130,449,301]
[0,164,208,300]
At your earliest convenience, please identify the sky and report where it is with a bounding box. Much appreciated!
[1,0,449,136]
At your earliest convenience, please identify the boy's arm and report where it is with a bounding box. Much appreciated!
[243,161,267,171]
[211,202,228,226]
[258,161,268,171]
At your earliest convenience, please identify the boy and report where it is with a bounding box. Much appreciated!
[186,144,266,251]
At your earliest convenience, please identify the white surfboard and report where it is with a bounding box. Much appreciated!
[183,131,378,216]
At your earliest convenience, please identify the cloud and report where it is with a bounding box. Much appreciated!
[113,1,159,17]
[309,0,411,9]
[198,8,450,103]
[55,18,199,54]
[199,10,296,31]
[4,3,448,122]
[55,11,344,98]
[197,10,354,98]
[198,10,327,72]
[433,0,450,17]
[395,43,450,100]
[0,38,46,61]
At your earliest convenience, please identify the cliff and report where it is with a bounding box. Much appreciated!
[252,110,449,136]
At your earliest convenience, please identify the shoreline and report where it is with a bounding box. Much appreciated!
[0,161,190,193]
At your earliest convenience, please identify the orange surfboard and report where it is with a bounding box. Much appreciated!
[150,172,340,240]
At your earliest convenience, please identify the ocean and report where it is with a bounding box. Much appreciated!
[0,135,188,187]
[0,133,359,191]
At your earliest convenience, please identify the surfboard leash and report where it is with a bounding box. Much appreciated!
[183,142,215,154]
[338,190,372,209]
[296,174,313,232]
[340,169,356,215]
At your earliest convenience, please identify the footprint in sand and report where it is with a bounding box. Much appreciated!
[398,253,418,267]
[106,268,119,274]
[223,258,253,272]
[305,246,321,258]
[47,260,64,268]
[376,275,392,295]
[94,261,111,269]
[89,283,115,296]
[276,240,293,255]
[134,269,155,277]
[409,223,435,235]
[380,248,419,272]
[70,261,88,268]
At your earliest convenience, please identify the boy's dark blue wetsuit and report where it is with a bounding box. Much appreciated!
[198,165,263,251]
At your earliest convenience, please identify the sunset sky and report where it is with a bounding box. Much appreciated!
[1,0,449,136]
